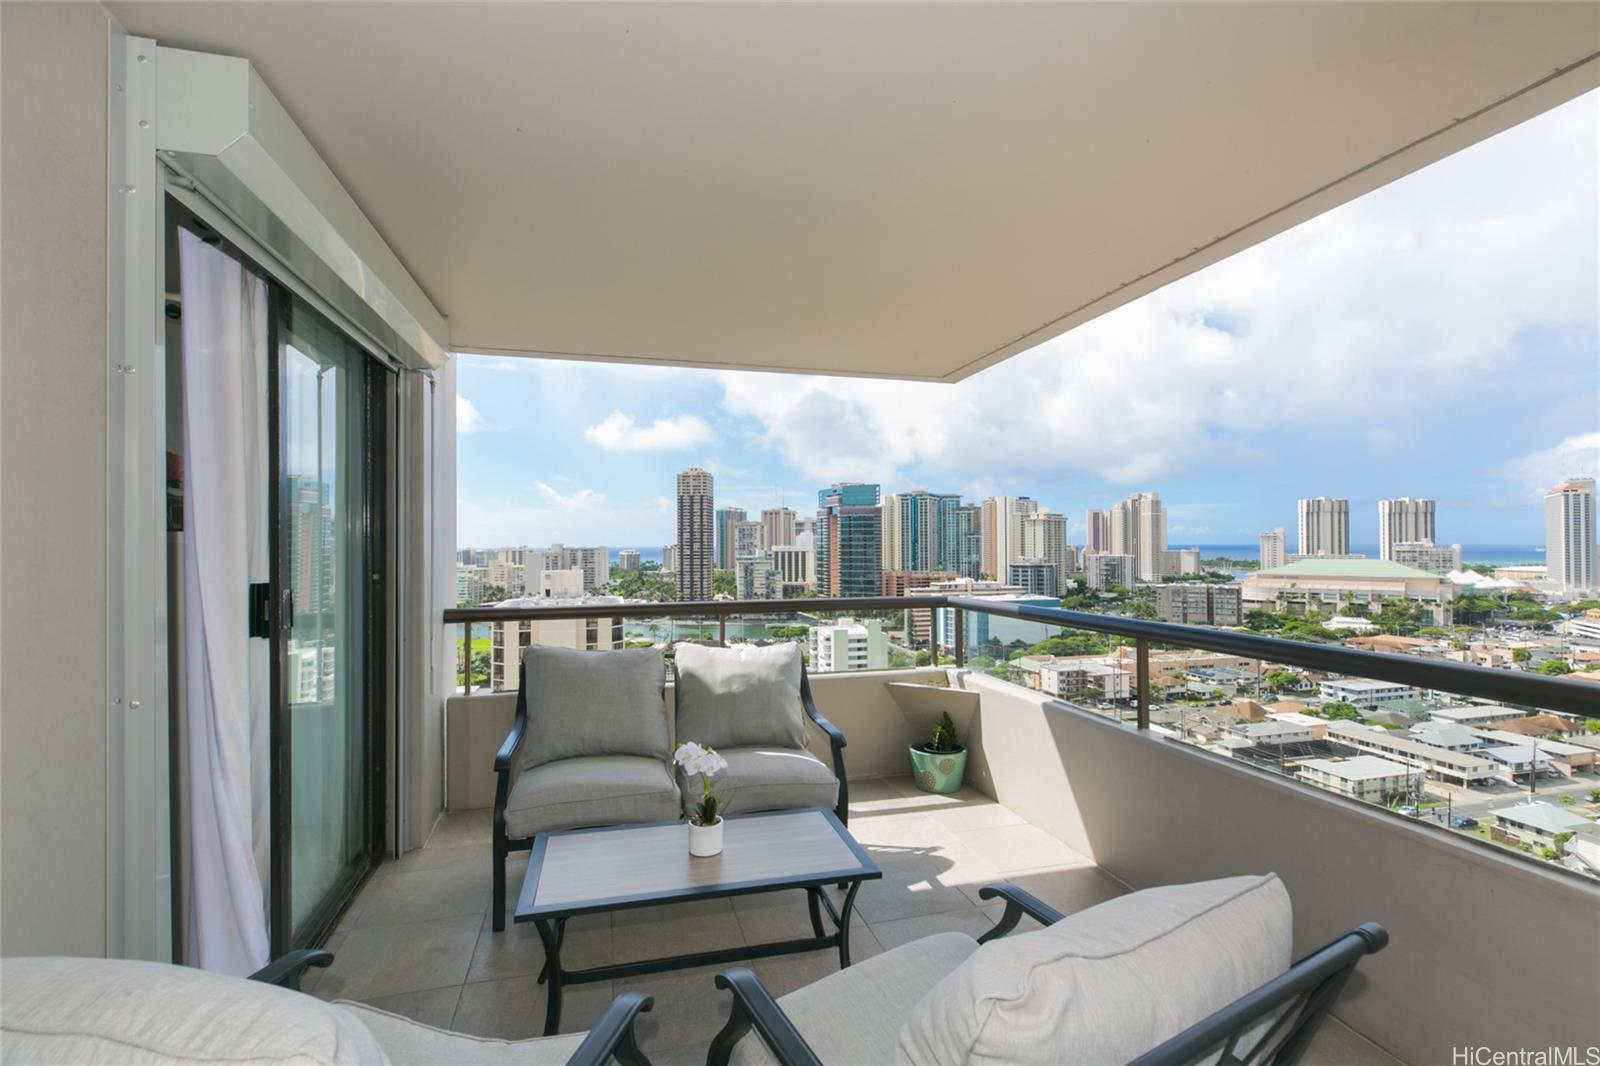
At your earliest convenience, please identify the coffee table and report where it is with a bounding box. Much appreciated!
[514,807,881,1035]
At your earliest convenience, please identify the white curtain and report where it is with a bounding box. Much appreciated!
[180,229,271,975]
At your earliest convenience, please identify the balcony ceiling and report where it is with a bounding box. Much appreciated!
[113,2,1599,381]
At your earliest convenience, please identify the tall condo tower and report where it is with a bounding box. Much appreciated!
[1297,497,1350,556]
[1545,479,1596,593]
[817,483,882,598]
[677,468,715,600]
[1259,528,1286,571]
[1378,498,1436,560]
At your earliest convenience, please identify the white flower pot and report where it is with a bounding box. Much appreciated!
[688,816,724,857]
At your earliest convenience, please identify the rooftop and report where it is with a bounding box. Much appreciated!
[1255,559,1441,580]
[1298,756,1417,782]
[1489,802,1593,835]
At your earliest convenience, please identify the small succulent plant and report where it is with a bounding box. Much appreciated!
[929,711,960,754]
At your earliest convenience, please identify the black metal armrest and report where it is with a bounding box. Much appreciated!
[494,708,527,775]
[976,883,1066,943]
[706,969,822,1066]
[565,992,653,1066]
[247,949,333,991]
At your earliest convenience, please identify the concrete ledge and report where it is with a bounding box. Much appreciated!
[443,667,947,811]
[961,672,1600,1065]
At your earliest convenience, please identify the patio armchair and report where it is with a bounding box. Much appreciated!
[707,873,1388,1066]
[671,643,848,825]
[493,644,682,931]
[1,951,654,1066]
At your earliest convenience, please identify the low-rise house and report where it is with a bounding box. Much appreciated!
[1297,756,1422,804]
[1488,801,1591,847]
[1037,657,1132,701]
[1473,713,1568,737]
[1427,704,1528,726]
[1480,744,1553,780]
[1407,722,1487,752]
[1324,721,1500,787]
[1319,677,1417,709]
[1268,710,1329,739]
[1472,730,1597,776]
[1222,720,1318,748]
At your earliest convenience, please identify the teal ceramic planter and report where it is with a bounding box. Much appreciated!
[909,745,968,793]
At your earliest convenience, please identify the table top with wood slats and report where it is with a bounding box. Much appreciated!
[515,808,880,920]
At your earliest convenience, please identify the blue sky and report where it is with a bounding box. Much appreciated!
[457,93,1599,551]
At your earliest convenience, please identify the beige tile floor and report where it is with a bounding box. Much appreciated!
[307,776,1400,1065]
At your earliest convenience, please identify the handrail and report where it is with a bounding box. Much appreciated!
[954,598,1600,719]
[445,594,1598,719]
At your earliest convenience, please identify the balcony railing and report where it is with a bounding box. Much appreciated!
[442,595,1598,720]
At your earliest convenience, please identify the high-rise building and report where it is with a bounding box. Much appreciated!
[733,520,762,562]
[1085,509,1111,554]
[661,544,680,574]
[617,549,641,572]
[1259,528,1286,571]
[545,544,609,592]
[771,545,815,590]
[816,483,882,597]
[1156,584,1243,626]
[883,490,962,573]
[955,503,983,579]
[1378,498,1436,561]
[979,496,1038,580]
[1008,559,1057,597]
[1110,492,1167,582]
[1297,497,1350,557]
[1545,478,1596,594]
[714,507,747,571]
[735,555,779,600]
[760,507,796,549]
[809,619,888,673]
[1020,511,1071,592]
[1084,553,1136,591]
[676,468,715,600]
[1392,542,1462,576]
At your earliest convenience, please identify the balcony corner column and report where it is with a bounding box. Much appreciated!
[1135,638,1150,730]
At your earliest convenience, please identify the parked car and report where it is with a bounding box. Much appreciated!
[1450,816,1479,829]
[1398,805,1421,817]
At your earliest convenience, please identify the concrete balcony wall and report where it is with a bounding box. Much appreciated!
[962,672,1600,1066]
[442,667,945,811]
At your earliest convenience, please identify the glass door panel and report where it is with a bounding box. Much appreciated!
[278,297,377,943]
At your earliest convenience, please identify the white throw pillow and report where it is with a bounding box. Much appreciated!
[895,873,1293,1065]
[1,956,390,1065]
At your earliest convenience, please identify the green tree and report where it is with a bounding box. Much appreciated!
[1265,670,1299,693]
[1128,599,1158,621]
[712,570,736,597]
[1512,647,1532,664]
[1587,788,1600,803]
[1244,609,1282,632]
[915,650,933,666]
[1537,660,1573,676]
[1320,702,1361,721]
[1557,793,1576,806]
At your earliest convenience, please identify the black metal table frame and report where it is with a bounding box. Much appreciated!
[515,809,881,1037]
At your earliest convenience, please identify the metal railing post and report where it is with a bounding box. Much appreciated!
[1135,638,1150,730]
[718,611,727,648]
[463,621,473,696]
[954,608,965,668]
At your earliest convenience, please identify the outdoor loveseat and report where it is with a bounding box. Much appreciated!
[492,642,847,931]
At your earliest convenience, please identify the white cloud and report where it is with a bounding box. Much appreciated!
[716,93,1598,494]
[1502,433,1600,499]
[456,394,490,435]
[583,412,713,452]
[534,482,607,509]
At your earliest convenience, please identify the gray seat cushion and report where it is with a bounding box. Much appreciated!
[895,873,1293,1065]
[679,746,837,817]
[342,1001,584,1065]
[730,932,980,1066]
[673,642,807,751]
[0,956,390,1065]
[520,645,669,772]
[503,755,681,840]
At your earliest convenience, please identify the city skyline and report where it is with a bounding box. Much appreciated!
[456,92,1598,549]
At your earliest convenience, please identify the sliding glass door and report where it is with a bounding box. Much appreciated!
[273,295,387,950]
